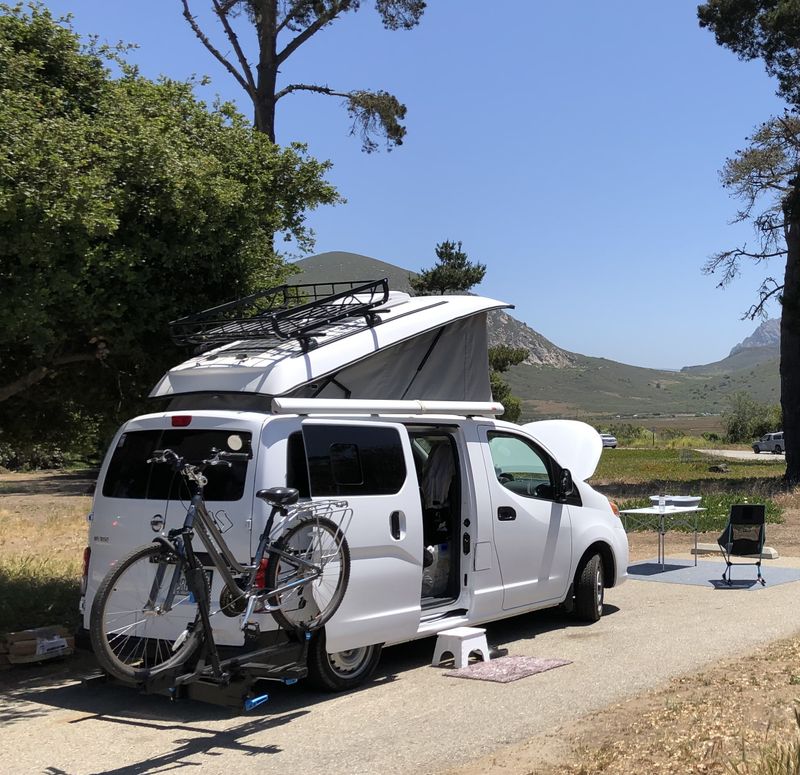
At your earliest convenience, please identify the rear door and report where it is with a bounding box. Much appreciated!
[85,413,263,643]
[300,419,423,652]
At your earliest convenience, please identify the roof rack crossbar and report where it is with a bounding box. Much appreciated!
[169,279,389,349]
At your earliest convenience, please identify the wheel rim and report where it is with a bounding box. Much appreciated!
[328,646,373,678]
[594,563,604,616]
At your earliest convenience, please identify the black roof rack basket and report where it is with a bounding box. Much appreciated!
[169,278,390,351]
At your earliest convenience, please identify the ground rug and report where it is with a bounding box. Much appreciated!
[444,656,572,683]
[628,559,800,589]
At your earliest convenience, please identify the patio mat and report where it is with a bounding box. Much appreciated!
[444,656,571,683]
[628,560,800,589]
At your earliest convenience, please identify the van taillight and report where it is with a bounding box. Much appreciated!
[609,500,620,518]
[255,558,269,590]
[80,546,91,595]
[171,415,192,427]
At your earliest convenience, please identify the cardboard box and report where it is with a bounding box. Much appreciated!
[1,626,74,665]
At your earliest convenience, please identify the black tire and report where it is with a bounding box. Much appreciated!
[574,553,604,623]
[266,515,350,632]
[90,544,205,684]
[306,629,382,692]
[775,445,783,454]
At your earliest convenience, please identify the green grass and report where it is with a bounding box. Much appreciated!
[0,555,82,634]
[617,492,782,532]
[593,448,785,485]
[590,448,786,533]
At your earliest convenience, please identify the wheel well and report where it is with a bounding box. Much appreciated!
[574,542,616,588]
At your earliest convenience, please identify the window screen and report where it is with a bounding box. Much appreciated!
[302,425,406,496]
[102,429,251,501]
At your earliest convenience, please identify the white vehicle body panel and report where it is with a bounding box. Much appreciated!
[82,290,628,663]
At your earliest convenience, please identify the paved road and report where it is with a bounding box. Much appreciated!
[695,448,784,461]
[3,556,800,775]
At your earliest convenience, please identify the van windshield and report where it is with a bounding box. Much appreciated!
[102,429,252,501]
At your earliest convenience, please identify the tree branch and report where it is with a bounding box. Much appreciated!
[0,353,99,403]
[745,277,784,319]
[274,82,349,101]
[276,1,353,65]
[181,0,255,98]
[212,0,257,96]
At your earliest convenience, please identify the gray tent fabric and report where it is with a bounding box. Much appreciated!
[288,315,491,401]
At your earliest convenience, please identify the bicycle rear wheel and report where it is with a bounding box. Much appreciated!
[266,515,350,632]
[89,544,205,683]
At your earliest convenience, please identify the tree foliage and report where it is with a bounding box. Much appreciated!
[699,0,800,107]
[180,0,425,150]
[410,240,487,296]
[0,3,340,459]
[723,391,782,442]
[488,346,527,424]
[698,1,800,484]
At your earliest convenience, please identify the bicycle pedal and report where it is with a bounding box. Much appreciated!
[243,622,261,639]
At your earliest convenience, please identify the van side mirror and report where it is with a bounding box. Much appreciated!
[556,468,574,501]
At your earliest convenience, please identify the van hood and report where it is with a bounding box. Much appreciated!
[521,420,602,481]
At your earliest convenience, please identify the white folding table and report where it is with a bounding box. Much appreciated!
[619,506,705,570]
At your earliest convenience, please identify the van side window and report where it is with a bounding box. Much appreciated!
[302,425,406,496]
[286,432,311,498]
[487,432,554,500]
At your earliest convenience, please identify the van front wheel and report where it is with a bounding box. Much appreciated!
[306,630,382,692]
[574,553,604,622]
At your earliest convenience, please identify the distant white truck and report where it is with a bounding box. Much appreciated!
[753,431,784,454]
[80,280,629,692]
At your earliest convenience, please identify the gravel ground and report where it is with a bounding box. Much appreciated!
[3,549,800,774]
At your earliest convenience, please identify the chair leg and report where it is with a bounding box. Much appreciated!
[757,562,765,586]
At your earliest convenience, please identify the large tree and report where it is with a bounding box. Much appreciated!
[0,4,340,458]
[698,1,800,484]
[180,0,425,150]
[410,240,487,296]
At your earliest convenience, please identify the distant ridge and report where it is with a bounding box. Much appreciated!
[288,251,780,418]
[289,252,576,368]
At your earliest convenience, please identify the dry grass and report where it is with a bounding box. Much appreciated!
[0,472,92,632]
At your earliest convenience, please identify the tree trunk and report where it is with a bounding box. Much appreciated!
[253,0,278,141]
[781,188,800,485]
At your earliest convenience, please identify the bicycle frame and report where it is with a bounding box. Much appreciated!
[156,491,330,623]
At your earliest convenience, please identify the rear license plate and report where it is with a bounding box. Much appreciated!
[174,569,213,602]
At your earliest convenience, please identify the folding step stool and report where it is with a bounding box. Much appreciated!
[431,626,490,668]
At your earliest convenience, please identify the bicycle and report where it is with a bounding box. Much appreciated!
[89,448,351,685]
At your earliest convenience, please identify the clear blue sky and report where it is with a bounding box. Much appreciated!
[44,1,787,369]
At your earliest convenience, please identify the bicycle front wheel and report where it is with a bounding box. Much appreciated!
[266,515,350,632]
[89,544,205,684]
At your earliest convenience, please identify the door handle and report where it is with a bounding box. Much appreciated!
[497,506,516,521]
[390,510,405,540]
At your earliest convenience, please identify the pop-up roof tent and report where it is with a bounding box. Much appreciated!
[151,279,512,410]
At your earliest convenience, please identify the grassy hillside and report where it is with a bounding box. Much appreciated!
[288,251,417,293]
[507,353,780,421]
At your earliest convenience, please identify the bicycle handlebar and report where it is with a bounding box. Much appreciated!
[148,448,250,469]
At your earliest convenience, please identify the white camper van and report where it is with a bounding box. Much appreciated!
[81,280,628,693]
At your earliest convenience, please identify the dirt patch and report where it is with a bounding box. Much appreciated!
[450,635,800,775]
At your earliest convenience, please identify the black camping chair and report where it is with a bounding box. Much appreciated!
[717,504,767,587]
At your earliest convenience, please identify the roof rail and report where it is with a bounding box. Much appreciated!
[169,279,389,352]
[272,398,505,417]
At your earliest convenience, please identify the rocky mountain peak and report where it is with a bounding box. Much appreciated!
[729,318,780,357]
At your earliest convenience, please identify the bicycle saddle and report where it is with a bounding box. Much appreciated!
[256,487,299,506]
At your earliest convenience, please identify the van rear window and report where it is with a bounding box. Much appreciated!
[102,429,251,501]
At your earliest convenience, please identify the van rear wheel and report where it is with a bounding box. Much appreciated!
[574,553,604,623]
[306,630,382,692]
